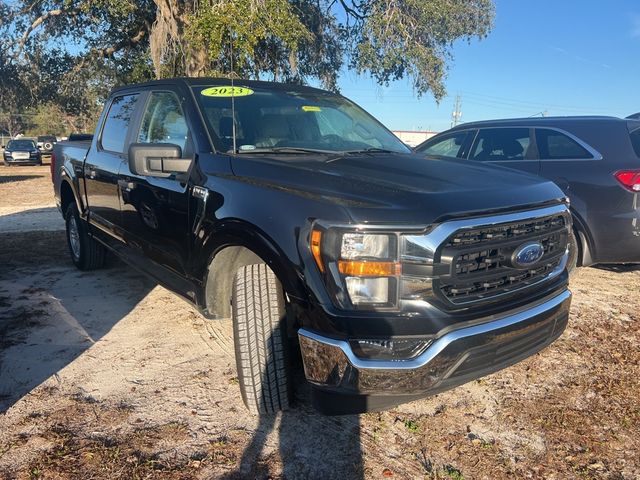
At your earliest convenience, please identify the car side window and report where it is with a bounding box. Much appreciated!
[535,128,592,160]
[471,128,531,161]
[138,92,189,152]
[417,131,471,158]
[100,94,139,153]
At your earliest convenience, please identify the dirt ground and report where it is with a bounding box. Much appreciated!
[0,164,638,480]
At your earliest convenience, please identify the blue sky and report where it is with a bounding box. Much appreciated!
[336,0,640,132]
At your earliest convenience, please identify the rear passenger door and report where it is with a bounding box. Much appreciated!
[469,127,540,175]
[117,90,193,277]
[536,127,600,201]
[85,93,141,240]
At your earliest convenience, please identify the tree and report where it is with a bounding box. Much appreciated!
[0,39,31,137]
[9,0,494,103]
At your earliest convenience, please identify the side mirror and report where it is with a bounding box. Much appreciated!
[128,143,192,177]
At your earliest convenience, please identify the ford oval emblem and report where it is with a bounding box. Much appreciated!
[512,242,544,268]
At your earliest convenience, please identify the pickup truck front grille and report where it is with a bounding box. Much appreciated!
[445,215,566,248]
[436,213,569,306]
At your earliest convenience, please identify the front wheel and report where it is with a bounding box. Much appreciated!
[232,263,292,415]
[65,203,106,270]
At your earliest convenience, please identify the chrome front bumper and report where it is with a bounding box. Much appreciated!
[298,289,571,402]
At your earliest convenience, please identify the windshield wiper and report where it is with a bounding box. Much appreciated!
[233,147,339,155]
[343,148,400,154]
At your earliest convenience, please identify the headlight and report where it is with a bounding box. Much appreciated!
[310,227,434,310]
[345,277,390,305]
[341,233,390,259]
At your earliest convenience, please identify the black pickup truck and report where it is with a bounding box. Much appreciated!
[52,78,572,415]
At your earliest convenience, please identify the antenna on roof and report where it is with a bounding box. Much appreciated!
[230,35,237,154]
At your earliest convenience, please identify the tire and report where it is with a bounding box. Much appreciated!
[232,263,291,415]
[65,203,106,270]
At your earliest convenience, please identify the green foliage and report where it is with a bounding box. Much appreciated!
[354,0,494,99]
[442,465,465,480]
[403,418,420,433]
[4,0,495,123]
[186,0,311,78]
[184,0,493,96]
[25,103,70,136]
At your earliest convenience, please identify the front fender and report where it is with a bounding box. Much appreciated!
[193,218,307,301]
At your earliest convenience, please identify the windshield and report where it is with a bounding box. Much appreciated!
[192,84,410,155]
[7,140,36,150]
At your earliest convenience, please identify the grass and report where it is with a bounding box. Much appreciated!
[442,465,465,480]
[403,419,420,433]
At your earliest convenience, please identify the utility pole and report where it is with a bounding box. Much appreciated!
[451,95,462,127]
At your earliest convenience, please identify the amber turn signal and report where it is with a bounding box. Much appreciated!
[338,260,401,277]
[311,230,324,272]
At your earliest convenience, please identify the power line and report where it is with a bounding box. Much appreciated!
[459,90,618,112]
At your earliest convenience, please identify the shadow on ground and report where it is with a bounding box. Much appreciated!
[0,231,370,478]
[0,207,62,234]
[0,174,45,184]
[0,230,155,411]
[594,263,640,273]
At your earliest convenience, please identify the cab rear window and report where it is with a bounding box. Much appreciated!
[100,94,139,153]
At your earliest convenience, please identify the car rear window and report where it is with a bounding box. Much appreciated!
[630,129,640,157]
[535,128,592,160]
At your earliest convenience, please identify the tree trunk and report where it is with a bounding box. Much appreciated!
[150,0,209,78]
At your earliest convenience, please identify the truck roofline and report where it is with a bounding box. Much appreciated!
[110,77,333,97]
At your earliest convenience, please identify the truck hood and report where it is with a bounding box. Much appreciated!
[230,152,565,224]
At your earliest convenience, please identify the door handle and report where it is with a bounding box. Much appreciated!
[117,179,135,191]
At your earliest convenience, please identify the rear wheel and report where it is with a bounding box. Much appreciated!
[65,203,106,270]
[232,263,291,415]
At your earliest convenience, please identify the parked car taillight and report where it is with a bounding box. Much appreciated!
[614,170,640,192]
[50,152,56,181]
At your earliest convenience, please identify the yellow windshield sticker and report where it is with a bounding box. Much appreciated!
[201,86,254,97]
[302,105,322,112]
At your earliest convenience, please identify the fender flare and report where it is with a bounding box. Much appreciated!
[196,220,307,318]
[59,168,86,219]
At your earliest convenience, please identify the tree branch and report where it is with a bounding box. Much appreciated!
[17,8,82,56]
[97,26,148,58]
